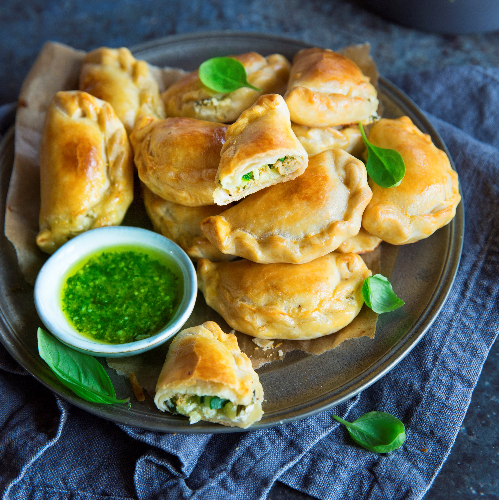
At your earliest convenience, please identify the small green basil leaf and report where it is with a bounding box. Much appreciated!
[362,274,404,314]
[359,123,405,188]
[199,57,261,93]
[37,328,129,405]
[332,411,406,453]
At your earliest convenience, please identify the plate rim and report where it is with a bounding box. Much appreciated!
[0,32,464,433]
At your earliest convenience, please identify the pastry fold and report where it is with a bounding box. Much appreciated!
[337,228,382,254]
[162,52,290,123]
[291,123,364,158]
[361,117,461,245]
[36,91,134,254]
[284,48,379,127]
[142,185,235,261]
[130,116,227,206]
[154,321,264,428]
[203,149,372,263]
[79,47,164,133]
[213,94,308,205]
[197,254,371,340]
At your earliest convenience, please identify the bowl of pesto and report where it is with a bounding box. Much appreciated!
[34,226,197,357]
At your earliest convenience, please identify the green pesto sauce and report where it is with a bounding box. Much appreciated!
[61,247,180,344]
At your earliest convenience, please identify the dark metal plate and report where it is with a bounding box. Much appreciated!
[0,32,464,433]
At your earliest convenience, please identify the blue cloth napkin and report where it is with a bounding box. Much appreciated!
[0,65,498,500]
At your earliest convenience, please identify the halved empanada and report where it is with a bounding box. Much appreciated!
[154,321,264,428]
[291,123,364,158]
[284,48,379,127]
[79,47,164,133]
[213,94,308,205]
[162,52,290,123]
[337,228,382,254]
[36,91,134,254]
[142,185,235,261]
[130,115,227,206]
[203,148,372,263]
[198,254,371,340]
[362,117,461,245]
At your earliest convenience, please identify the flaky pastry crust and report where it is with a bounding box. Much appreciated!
[362,117,461,245]
[213,94,308,205]
[79,47,164,133]
[130,115,227,206]
[162,52,290,123]
[337,227,382,254]
[142,185,235,261]
[203,149,372,263]
[154,321,264,428]
[284,48,379,127]
[36,91,134,254]
[197,254,372,340]
[291,123,364,157]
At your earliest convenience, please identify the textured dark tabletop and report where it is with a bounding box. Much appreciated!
[0,1,498,499]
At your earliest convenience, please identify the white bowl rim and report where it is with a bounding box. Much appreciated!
[34,226,197,357]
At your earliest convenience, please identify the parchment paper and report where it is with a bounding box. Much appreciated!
[4,41,380,396]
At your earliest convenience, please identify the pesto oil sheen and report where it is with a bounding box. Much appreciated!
[61,246,182,344]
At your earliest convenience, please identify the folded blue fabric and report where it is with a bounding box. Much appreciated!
[0,65,498,500]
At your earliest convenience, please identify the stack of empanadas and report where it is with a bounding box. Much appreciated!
[34,44,462,429]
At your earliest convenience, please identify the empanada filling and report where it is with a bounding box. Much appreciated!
[167,394,253,423]
[224,156,295,193]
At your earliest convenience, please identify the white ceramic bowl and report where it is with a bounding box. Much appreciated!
[34,226,197,357]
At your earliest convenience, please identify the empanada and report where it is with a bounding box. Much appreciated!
[203,149,372,263]
[197,254,371,340]
[291,123,364,157]
[79,47,164,133]
[36,91,134,254]
[130,115,227,206]
[337,228,382,254]
[213,94,308,205]
[142,185,235,261]
[362,117,461,245]
[162,52,290,123]
[154,321,264,428]
[284,48,379,127]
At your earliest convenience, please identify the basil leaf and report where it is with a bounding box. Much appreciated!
[363,274,404,314]
[37,328,129,405]
[199,57,261,93]
[332,411,406,453]
[359,123,405,188]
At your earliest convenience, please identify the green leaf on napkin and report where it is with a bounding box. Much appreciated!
[37,327,129,406]
[362,274,405,314]
[359,122,405,188]
[332,411,406,453]
[199,57,261,93]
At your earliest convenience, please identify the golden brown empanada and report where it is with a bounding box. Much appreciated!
[197,254,371,340]
[36,91,134,254]
[213,94,308,205]
[362,117,461,245]
[162,52,290,123]
[284,48,379,128]
[337,228,382,254]
[79,47,164,133]
[203,149,372,263]
[154,321,264,428]
[291,123,364,158]
[130,115,227,206]
[142,185,235,261]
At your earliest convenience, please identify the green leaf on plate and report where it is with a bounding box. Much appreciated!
[359,122,405,188]
[199,57,261,93]
[37,327,129,406]
[362,274,405,314]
